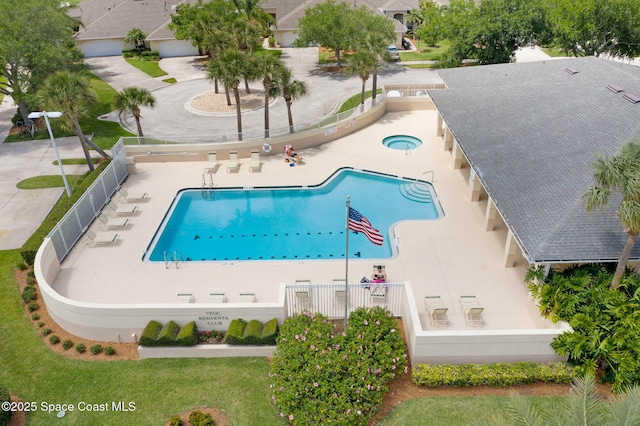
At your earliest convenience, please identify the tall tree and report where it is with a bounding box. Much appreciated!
[124,28,147,51]
[207,49,247,141]
[583,141,640,289]
[294,0,360,69]
[253,55,283,138]
[0,0,82,123]
[273,66,309,134]
[37,72,111,171]
[345,51,379,108]
[544,0,640,59]
[408,0,445,47]
[473,374,640,426]
[113,87,156,144]
[169,0,236,56]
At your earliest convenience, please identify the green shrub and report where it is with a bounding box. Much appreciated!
[41,328,51,337]
[26,275,36,285]
[15,261,27,271]
[139,320,163,347]
[188,410,214,426]
[260,318,279,345]
[37,321,45,328]
[411,362,574,387]
[21,285,37,303]
[0,384,11,426]
[90,344,103,355]
[62,339,74,350]
[140,50,160,60]
[224,318,247,345]
[27,270,35,278]
[76,343,86,354]
[168,414,183,426]
[242,320,263,345]
[27,301,39,312]
[31,313,40,321]
[104,346,116,356]
[49,335,60,345]
[156,321,180,346]
[176,321,199,346]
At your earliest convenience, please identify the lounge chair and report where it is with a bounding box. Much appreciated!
[424,296,449,326]
[370,285,386,304]
[460,295,484,326]
[177,293,194,303]
[97,212,129,230]
[118,187,147,202]
[239,293,256,303]
[85,228,118,247]
[210,293,226,303]
[105,200,138,216]
[226,151,240,173]
[249,150,261,172]
[204,151,219,173]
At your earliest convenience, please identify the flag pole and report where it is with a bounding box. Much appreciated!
[344,195,350,327]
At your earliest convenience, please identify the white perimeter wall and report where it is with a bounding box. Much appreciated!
[36,238,567,362]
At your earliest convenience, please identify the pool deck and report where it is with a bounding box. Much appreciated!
[55,110,540,331]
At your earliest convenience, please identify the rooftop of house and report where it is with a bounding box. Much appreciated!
[429,56,640,263]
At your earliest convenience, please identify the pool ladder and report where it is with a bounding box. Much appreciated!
[400,171,434,203]
[201,173,214,199]
[164,251,183,269]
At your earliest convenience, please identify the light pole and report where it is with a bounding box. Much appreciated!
[28,111,71,197]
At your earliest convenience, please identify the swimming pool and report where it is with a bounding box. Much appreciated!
[145,169,442,262]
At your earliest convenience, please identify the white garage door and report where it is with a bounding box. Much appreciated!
[157,40,199,58]
[281,32,298,48]
[82,40,122,57]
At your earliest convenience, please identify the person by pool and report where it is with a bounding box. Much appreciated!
[284,144,303,163]
[372,265,386,283]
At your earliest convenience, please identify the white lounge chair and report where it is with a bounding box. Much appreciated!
[97,212,129,230]
[177,293,194,303]
[204,151,219,173]
[460,296,485,326]
[249,150,261,172]
[210,293,226,303]
[239,293,256,303]
[118,187,147,202]
[370,286,386,304]
[85,228,118,247]
[105,200,138,216]
[424,296,449,327]
[226,151,240,173]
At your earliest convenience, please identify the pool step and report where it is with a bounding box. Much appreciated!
[400,182,433,203]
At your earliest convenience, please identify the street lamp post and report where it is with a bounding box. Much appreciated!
[28,111,71,197]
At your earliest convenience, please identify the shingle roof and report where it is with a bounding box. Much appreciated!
[429,57,640,263]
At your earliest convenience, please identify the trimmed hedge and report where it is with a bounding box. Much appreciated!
[156,321,180,346]
[20,161,110,265]
[139,320,163,347]
[242,320,263,345]
[260,318,279,345]
[224,318,247,345]
[176,321,199,346]
[412,362,574,387]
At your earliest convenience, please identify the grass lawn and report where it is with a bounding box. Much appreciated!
[125,58,168,78]
[400,40,450,62]
[539,46,570,58]
[17,175,85,190]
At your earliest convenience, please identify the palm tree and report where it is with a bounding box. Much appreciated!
[36,71,111,171]
[253,55,283,138]
[273,65,309,134]
[124,28,147,51]
[207,49,247,141]
[583,141,640,289]
[471,374,640,426]
[113,87,156,144]
[345,50,379,109]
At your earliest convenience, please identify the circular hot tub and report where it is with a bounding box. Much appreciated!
[382,135,423,150]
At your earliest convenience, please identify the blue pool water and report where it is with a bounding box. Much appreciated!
[382,135,423,150]
[145,169,442,262]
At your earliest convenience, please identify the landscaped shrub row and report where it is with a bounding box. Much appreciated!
[21,161,109,265]
[0,383,11,426]
[411,362,574,387]
[224,318,279,345]
[270,307,407,425]
[21,285,37,303]
[139,320,199,347]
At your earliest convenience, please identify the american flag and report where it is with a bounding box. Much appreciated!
[348,207,384,246]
